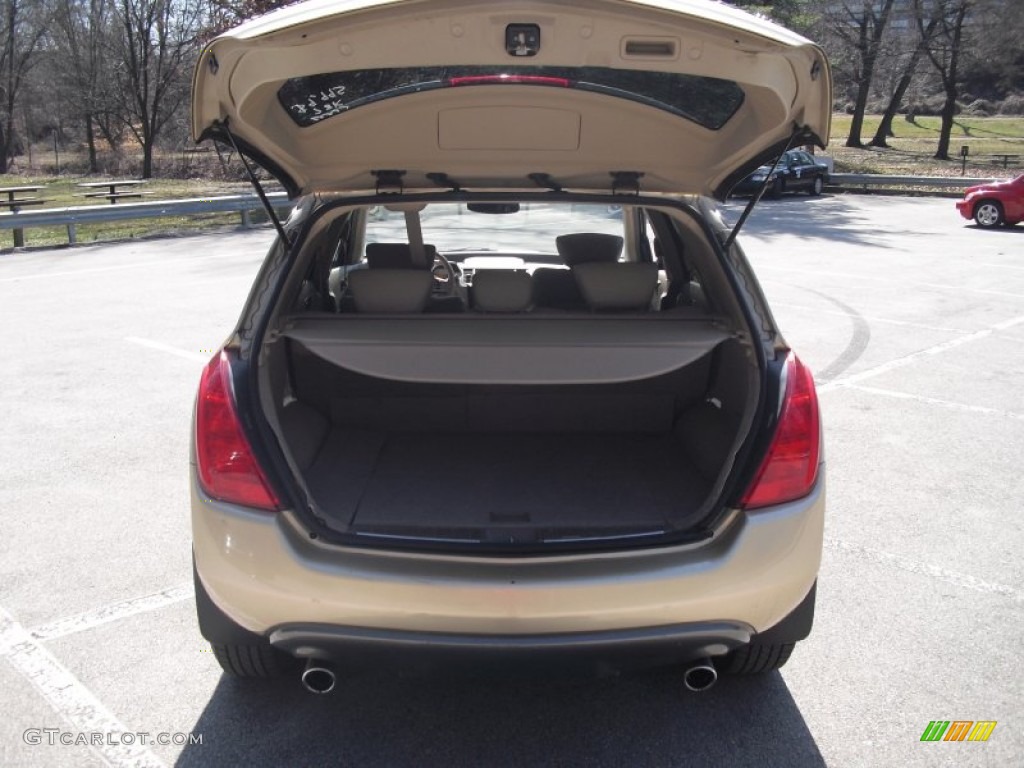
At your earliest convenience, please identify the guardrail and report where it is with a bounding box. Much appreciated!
[0,192,290,247]
[0,176,1016,248]
[826,173,1001,191]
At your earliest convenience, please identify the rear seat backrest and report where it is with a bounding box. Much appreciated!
[532,268,585,310]
[554,233,656,311]
[533,233,625,310]
[348,269,433,313]
[472,270,534,313]
[573,262,659,312]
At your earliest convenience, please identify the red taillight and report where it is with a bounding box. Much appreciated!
[741,353,821,509]
[448,74,571,87]
[195,351,280,511]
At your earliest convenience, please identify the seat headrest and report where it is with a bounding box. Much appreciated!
[365,243,437,269]
[573,262,658,311]
[555,234,624,266]
[348,269,432,313]
[472,270,533,313]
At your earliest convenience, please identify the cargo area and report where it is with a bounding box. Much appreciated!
[263,323,754,545]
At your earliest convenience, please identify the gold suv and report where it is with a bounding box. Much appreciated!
[190,0,829,694]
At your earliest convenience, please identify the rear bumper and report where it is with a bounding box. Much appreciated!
[956,200,972,219]
[270,621,753,670]
[192,469,825,643]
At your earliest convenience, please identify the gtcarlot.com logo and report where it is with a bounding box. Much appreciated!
[23,729,202,747]
[920,721,997,742]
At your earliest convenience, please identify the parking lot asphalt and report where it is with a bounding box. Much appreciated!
[1,195,1022,767]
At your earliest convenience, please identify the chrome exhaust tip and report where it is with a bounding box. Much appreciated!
[301,659,337,694]
[683,659,718,692]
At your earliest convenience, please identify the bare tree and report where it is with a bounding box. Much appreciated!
[0,0,51,172]
[51,0,118,172]
[205,0,286,33]
[824,0,897,147]
[957,0,1024,104]
[869,7,942,147]
[916,0,972,160]
[110,0,203,177]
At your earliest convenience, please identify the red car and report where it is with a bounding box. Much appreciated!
[956,173,1024,228]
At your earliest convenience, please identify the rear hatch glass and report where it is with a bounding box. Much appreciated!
[278,66,744,130]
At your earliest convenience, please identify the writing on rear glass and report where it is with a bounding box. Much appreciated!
[288,85,348,123]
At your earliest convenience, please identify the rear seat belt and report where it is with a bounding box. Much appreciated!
[404,210,428,268]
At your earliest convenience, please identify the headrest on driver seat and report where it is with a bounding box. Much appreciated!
[365,243,437,269]
[555,234,624,266]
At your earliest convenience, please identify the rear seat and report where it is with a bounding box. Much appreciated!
[573,262,658,312]
[348,269,433,313]
[344,242,464,313]
[471,270,534,313]
[535,233,657,312]
[346,237,655,315]
[533,233,623,310]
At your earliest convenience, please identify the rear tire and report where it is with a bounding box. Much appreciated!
[719,642,795,675]
[974,200,1004,228]
[810,176,823,196]
[211,642,297,678]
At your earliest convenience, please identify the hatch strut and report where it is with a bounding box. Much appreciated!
[216,119,290,245]
[722,130,805,252]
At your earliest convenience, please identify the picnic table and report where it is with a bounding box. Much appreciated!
[0,185,48,247]
[77,179,149,204]
[989,154,1020,170]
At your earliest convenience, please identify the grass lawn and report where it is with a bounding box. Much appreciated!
[827,114,1024,176]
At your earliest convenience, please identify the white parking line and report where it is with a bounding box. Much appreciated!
[29,584,193,642]
[964,261,1024,273]
[842,384,1024,422]
[0,605,165,768]
[753,264,1024,299]
[124,337,209,363]
[923,282,1024,299]
[824,539,1021,601]
[819,314,1024,391]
